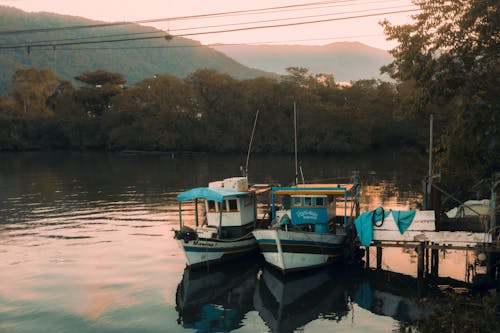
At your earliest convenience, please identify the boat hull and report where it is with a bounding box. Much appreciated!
[176,236,258,268]
[253,229,345,273]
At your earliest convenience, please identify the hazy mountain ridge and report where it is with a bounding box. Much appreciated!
[212,42,393,82]
[0,6,274,95]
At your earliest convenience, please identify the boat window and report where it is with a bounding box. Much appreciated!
[315,197,325,206]
[292,197,302,207]
[207,200,217,212]
[220,201,226,212]
[227,199,238,211]
[303,197,312,206]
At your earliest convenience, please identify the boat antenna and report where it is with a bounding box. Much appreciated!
[299,163,305,184]
[245,109,259,178]
[294,102,299,185]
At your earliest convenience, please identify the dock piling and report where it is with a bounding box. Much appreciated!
[417,242,425,280]
[376,244,383,270]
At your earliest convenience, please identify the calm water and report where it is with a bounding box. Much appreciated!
[0,151,474,332]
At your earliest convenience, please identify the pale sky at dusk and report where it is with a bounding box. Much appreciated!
[0,0,416,49]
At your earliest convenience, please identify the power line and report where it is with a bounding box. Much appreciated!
[178,8,418,38]
[0,3,417,48]
[0,34,384,52]
[0,0,369,36]
[0,8,419,50]
[170,4,417,33]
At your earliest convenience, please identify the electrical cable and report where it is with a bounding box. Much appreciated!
[0,8,419,50]
[0,0,383,36]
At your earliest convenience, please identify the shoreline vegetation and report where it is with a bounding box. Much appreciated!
[0,67,430,154]
[1,0,498,200]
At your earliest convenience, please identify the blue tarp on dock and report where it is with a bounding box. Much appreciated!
[354,208,416,246]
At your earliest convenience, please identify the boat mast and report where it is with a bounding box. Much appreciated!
[245,109,259,178]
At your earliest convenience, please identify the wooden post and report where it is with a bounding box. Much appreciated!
[218,204,223,238]
[486,252,499,282]
[178,202,183,228]
[425,242,430,275]
[195,198,199,227]
[365,246,370,269]
[376,244,383,270]
[431,248,439,278]
[417,242,425,280]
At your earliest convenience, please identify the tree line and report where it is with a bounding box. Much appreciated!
[0,0,497,198]
[0,67,429,154]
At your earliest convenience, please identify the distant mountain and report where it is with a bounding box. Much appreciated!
[0,6,275,95]
[212,42,393,82]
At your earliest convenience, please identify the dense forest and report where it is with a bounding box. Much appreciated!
[0,67,429,153]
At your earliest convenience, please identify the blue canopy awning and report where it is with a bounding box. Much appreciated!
[177,187,248,202]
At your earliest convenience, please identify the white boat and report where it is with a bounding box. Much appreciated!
[174,176,270,268]
[253,183,360,273]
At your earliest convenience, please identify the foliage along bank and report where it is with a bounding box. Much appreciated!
[0,67,430,154]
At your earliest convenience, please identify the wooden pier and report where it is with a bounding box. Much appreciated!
[359,210,499,285]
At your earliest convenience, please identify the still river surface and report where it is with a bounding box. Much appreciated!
[0,151,475,332]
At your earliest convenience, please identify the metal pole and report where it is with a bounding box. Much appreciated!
[427,114,434,207]
[245,109,259,177]
[294,102,298,185]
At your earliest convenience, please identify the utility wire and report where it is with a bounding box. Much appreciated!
[171,4,417,32]
[178,8,419,37]
[0,8,419,50]
[0,0,373,36]
[0,3,417,48]
[0,34,383,52]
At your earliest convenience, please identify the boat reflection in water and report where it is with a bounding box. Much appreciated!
[176,258,444,332]
[254,264,437,332]
[175,258,261,331]
[254,266,350,333]
[353,269,435,324]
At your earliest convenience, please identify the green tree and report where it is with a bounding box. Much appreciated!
[9,68,63,116]
[381,0,500,194]
[107,74,201,150]
[75,70,126,86]
[74,70,126,116]
[186,69,246,151]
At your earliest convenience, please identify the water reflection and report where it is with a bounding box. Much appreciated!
[1,151,480,332]
[353,269,435,323]
[175,258,261,331]
[254,266,349,333]
[174,261,441,333]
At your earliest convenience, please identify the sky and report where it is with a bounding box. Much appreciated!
[0,0,417,50]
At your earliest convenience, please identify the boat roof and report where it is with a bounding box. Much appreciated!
[272,184,353,196]
[177,187,248,202]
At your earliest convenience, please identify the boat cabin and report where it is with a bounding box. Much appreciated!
[205,194,255,227]
[271,185,351,233]
[176,177,259,230]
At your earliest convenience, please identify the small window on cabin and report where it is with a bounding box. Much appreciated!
[207,200,216,212]
[303,197,312,206]
[315,197,325,207]
[220,201,226,211]
[228,199,238,211]
[292,197,302,207]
